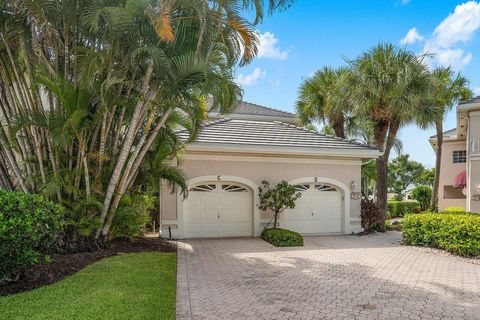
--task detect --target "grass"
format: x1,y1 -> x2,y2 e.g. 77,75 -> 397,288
0,252 -> 176,320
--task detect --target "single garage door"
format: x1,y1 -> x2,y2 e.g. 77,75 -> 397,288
281,183 -> 342,234
183,182 -> 253,238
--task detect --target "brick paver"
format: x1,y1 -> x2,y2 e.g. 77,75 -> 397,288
176,232 -> 480,320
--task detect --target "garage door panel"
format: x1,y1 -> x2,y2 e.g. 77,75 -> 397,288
184,182 -> 253,238
282,183 -> 342,234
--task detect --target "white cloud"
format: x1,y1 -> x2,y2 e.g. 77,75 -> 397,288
235,68 -> 266,86
257,32 -> 288,60
401,0 -> 411,5
474,86 -> 480,95
422,1 -> 480,71
400,28 -> 424,45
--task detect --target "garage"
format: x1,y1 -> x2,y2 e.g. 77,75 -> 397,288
183,182 -> 253,238
281,183 -> 342,234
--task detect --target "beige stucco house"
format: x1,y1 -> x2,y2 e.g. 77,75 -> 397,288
160,102 -> 380,238
429,96 -> 480,212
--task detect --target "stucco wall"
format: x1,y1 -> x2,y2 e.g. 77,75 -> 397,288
438,140 -> 467,211
468,112 -> 480,213
161,154 -> 363,237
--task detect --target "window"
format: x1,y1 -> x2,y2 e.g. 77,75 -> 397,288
453,150 -> 466,164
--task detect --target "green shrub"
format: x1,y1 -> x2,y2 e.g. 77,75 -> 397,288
403,213 -> 480,256
261,228 -> 303,247
0,190 -> 64,282
443,207 -> 467,214
411,186 -> 432,211
109,194 -> 155,240
387,200 -> 421,218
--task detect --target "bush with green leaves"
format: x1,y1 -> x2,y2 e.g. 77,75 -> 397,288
443,207 -> 467,214
109,194 -> 155,240
258,180 -> 301,229
261,228 -> 303,247
387,200 -> 421,218
0,190 -> 64,282
385,220 -> 402,231
411,185 -> 432,211
403,213 -> 480,256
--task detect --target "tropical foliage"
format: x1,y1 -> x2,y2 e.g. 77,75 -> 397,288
387,154 -> 424,201
426,67 -> 472,211
411,185 -> 432,211
297,43 -> 446,230
0,0 -> 291,240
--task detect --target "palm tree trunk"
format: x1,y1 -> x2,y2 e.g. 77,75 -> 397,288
373,118 -> 389,232
332,115 -> 345,139
95,60 -> 155,239
430,118 -> 443,212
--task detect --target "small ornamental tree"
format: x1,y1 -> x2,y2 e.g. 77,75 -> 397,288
258,180 -> 301,229
411,185 -> 432,211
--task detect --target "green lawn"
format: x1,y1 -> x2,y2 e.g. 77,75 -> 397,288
0,252 -> 176,320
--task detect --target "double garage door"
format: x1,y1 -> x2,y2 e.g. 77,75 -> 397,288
183,181 -> 342,238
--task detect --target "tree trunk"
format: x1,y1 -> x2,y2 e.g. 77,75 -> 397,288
273,211 -> 278,229
373,115 -> 389,232
430,118 -> 443,212
332,115 -> 345,139
95,60 -> 154,239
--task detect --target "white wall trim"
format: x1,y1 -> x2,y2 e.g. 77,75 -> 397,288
288,177 -> 352,234
177,175 -> 261,238
183,153 -> 362,165
186,143 -> 381,159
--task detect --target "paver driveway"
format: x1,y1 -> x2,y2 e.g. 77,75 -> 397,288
176,232 -> 480,320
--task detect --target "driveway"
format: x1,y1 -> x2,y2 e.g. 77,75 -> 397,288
176,232 -> 480,320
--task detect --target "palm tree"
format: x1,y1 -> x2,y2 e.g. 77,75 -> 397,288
0,0 -> 294,240
296,67 -> 351,138
345,43 -> 433,231
426,67 -> 472,211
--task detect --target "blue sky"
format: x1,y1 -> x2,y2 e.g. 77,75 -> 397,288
236,0 -> 480,167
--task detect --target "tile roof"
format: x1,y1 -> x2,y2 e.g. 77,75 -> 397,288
179,119 -> 378,153
208,100 -> 295,119
430,128 -> 457,139
459,96 -> 480,105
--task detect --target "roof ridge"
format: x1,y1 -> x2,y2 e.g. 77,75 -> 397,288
274,121 -> 377,149
241,100 -> 295,117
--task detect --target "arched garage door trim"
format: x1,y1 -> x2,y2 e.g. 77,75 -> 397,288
177,175 -> 260,238
288,177 -> 350,234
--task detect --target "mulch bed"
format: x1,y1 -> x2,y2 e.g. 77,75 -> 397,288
0,237 -> 176,297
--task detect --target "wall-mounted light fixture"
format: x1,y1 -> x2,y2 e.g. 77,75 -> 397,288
217,175 -> 221,181
351,181 -> 357,192
314,177 -> 318,183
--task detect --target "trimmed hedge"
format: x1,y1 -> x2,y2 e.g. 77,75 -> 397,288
261,228 -> 303,247
403,213 -> 480,256
387,200 -> 421,219
0,190 -> 64,282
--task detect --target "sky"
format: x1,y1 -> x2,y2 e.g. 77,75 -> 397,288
235,0 -> 480,168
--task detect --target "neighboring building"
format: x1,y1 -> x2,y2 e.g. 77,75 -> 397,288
159,101 -> 380,238
429,96 -> 480,212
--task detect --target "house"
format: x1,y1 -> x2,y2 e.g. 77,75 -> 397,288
429,96 -> 480,212
159,101 -> 380,238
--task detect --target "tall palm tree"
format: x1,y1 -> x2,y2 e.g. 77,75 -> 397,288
296,67 -> 352,138
426,67 -> 472,211
0,0 -> 295,240
345,43 -> 433,231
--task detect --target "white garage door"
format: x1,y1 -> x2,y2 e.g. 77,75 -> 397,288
281,183 -> 342,234
183,182 -> 253,238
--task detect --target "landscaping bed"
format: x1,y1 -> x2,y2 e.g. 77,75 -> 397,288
261,228 -> 304,247
0,237 -> 175,296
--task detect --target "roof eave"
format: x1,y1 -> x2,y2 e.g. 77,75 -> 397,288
185,142 -> 382,159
